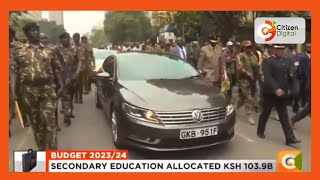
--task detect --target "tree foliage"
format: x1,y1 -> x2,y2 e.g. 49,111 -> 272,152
104,11 -> 153,44
89,29 -> 109,47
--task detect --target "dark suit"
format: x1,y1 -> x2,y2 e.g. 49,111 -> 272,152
257,55 -> 297,141
292,52 -> 311,123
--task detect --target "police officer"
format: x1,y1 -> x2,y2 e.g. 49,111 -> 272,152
222,41 -> 238,100
11,22 -> 64,150
257,44 -> 301,146
236,40 -> 257,125
55,32 -> 81,126
197,34 -> 225,88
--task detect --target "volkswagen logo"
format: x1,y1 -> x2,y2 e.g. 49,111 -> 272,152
192,110 -> 203,121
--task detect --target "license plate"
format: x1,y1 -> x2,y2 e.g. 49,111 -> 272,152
180,126 -> 218,139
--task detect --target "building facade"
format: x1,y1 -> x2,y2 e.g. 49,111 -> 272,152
49,11 -> 64,26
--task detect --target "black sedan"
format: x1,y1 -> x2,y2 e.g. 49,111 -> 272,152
93,51 -> 236,151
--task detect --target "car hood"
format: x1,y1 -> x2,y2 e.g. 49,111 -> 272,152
118,78 -> 226,111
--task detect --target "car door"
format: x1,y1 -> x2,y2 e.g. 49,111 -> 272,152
101,56 -> 117,118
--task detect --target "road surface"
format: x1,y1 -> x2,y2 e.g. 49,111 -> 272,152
9,86 -> 311,171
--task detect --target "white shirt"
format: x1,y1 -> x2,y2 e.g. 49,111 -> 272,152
177,46 -> 187,59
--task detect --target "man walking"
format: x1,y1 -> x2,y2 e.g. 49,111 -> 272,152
170,37 -> 187,61
257,44 -> 301,146
73,33 -> 86,104
55,32 -> 81,127
11,22 -> 64,150
236,40 -> 257,125
197,34 -> 225,88
81,36 -> 95,94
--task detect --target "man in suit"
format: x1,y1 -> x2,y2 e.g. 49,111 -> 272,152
292,43 -> 311,125
170,37 -> 188,61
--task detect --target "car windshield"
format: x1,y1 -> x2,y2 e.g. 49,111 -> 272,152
118,53 -> 200,80
94,49 -> 117,71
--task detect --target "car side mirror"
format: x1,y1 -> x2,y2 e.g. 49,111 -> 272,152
97,72 -> 112,80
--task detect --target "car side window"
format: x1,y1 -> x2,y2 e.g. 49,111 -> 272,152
103,56 -> 116,78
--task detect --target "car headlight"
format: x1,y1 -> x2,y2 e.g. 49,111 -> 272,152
122,103 -> 160,124
226,104 -> 234,116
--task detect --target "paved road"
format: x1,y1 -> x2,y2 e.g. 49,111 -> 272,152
9,86 -> 311,172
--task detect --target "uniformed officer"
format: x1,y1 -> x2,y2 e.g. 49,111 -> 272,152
222,41 -> 238,100
55,32 -> 81,126
11,22 -> 64,150
73,33 -> 85,104
257,44 -> 301,146
40,32 -> 61,131
236,40 -> 257,125
197,34 -> 225,88
80,36 -> 95,94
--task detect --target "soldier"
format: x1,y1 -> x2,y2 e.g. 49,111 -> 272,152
197,34 -> 225,88
40,32 -> 61,131
11,22 -> 64,150
55,32 -> 81,126
80,36 -> 95,94
73,33 -> 85,104
222,41 -> 238,100
257,44 -> 301,146
236,40 -> 257,125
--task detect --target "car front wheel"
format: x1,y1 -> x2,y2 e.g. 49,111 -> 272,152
111,109 -> 125,148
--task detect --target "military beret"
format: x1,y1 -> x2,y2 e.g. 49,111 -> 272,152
59,32 -> 70,39
73,33 -> 80,37
81,36 -> 88,40
22,22 -> 39,35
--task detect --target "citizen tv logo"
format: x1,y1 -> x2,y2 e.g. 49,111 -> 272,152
255,17 -> 305,44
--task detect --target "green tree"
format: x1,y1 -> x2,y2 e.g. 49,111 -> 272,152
104,11 -> 153,44
89,29 -> 109,48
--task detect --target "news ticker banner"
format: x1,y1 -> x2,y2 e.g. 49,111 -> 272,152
13,150 -> 302,172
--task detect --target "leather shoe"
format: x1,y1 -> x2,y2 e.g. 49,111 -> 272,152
257,132 -> 266,139
286,138 -> 301,145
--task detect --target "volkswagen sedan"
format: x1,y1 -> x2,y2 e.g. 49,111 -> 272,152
94,51 -> 236,151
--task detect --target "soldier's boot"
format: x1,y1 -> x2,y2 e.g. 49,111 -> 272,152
78,99 -> 83,104
248,116 -> 255,125
64,116 -> 71,127
74,99 -> 79,104
70,109 -> 75,118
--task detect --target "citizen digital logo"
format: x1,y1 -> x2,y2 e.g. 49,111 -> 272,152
192,110 -> 203,121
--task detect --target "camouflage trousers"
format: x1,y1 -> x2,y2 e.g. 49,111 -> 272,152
61,84 -> 75,118
81,67 -> 92,93
20,84 -> 58,150
237,80 -> 254,115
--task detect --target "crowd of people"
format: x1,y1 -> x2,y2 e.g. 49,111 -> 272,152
9,21 -> 311,150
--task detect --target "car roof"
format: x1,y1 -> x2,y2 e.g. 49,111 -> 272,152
114,51 -> 182,60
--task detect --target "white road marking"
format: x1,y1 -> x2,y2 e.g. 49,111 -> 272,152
235,131 -> 255,142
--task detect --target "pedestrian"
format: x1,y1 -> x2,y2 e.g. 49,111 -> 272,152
81,36 -> 96,94
291,43 -> 311,126
222,41 -> 238,101
73,33 -> 85,104
55,32 -> 82,127
170,37 -> 187,61
197,34 -> 225,88
146,37 -> 163,53
257,44 -> 301,146
236,40 -> 257,125
11,22 -> 64,150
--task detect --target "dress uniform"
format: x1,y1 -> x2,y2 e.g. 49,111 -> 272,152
197,35 -> 225,87
257,44 -> 301,146
11,22 -> 63,150
236,40 -> 257,125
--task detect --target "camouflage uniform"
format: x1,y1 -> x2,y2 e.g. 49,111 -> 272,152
55,44 -> 79,122
74,43 -> 86,102
237,51 -> 258,120
12,43 -> 62,150
81,44 -> 95,93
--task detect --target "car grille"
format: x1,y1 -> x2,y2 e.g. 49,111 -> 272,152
156,107 -> 226,126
